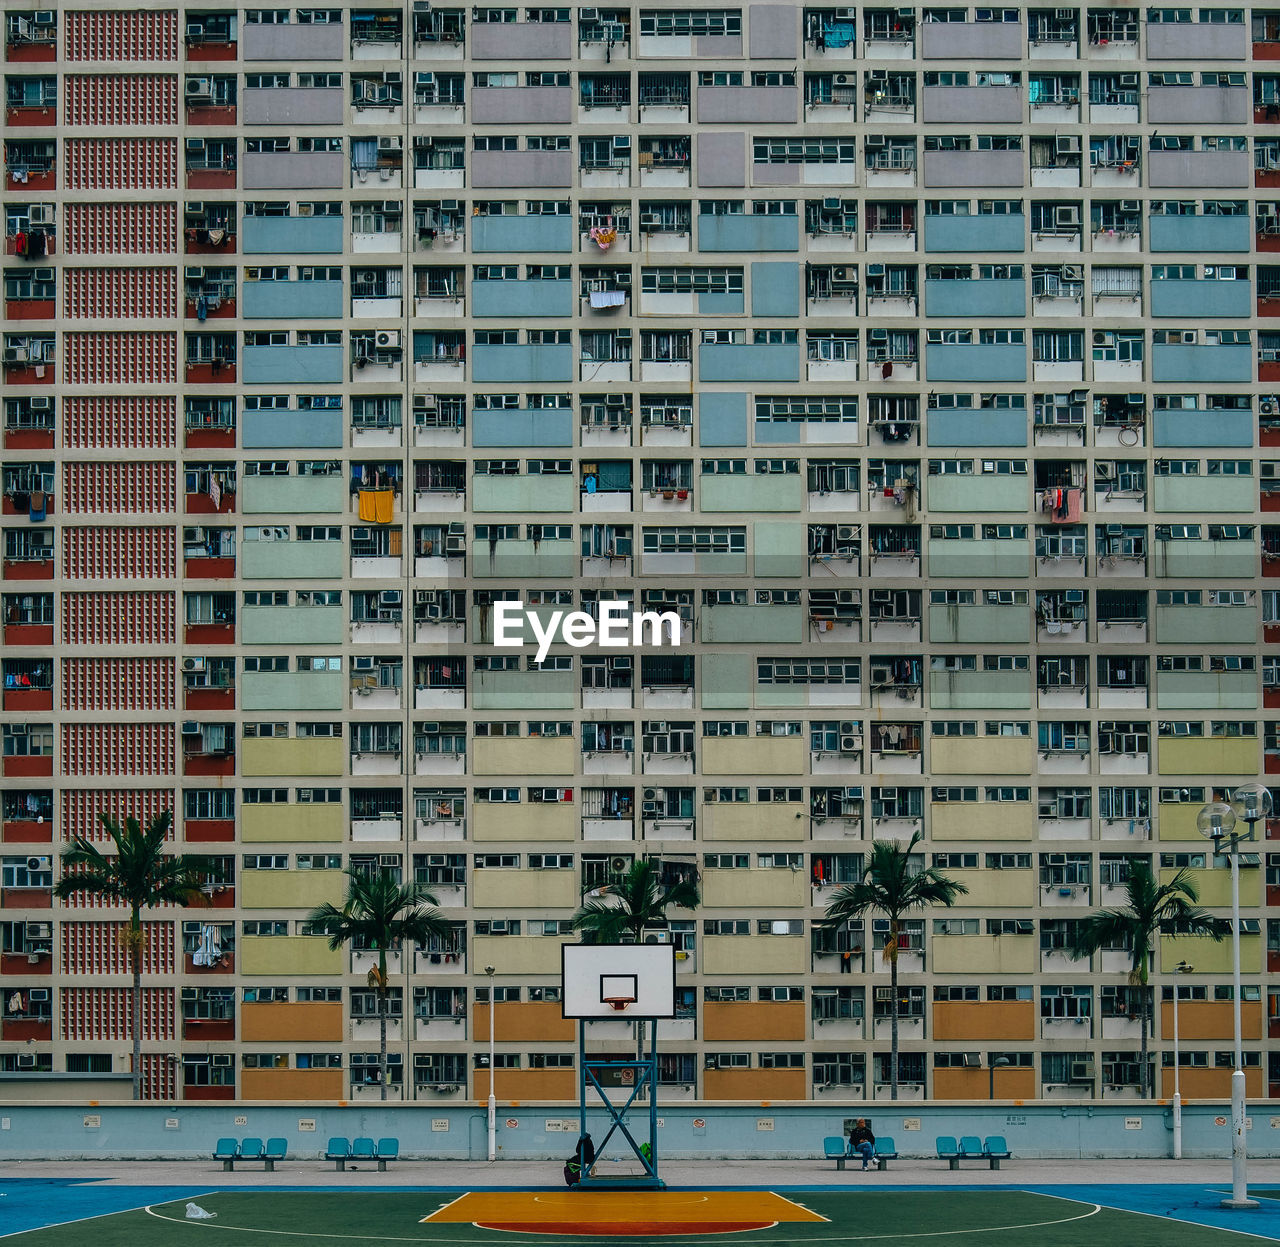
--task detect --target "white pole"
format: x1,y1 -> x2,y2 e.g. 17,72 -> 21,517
1225,853 -> 1255,1207
1172,982 -> 1181,1161
486,965 -> 497,1163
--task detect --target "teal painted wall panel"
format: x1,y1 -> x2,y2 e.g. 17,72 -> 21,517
926,475 -> 1027,511
472,279 -> 573,317
699,343 -> 800,382
241,476 -> 346,514
1148,215 -> 1252,253
242,542 -> 345,580
926,408 -> 1028,447
750,262 -> 801,317
1151,344 -> 1252,383
754,521 -> 805,578
472,540 -> 576,578
702,654 -> 752,708
924,279 -> 1025,318
700,475 -> 802,511
471,344 -> 573,383
1150,279 -> 1251,319
472,409 -> 574,446
925,344 -> 1026,382
473,670 -> 576,710
927,604 -> 1031,643
1152,476 -> 1254,512
697,214 -> 800,252
697,290 -> 747,315
1154,672 -> 1257,710
923,214 -> 1025,252
242,346 -> 343,384
926,539 -> 1031,578
471,215 -> 573,252
698,392 -> 749,446
242,215 -> 344,254
242,605 -> 344,645
700,604 -> 805,643
473,476 -> 577,512
242,280 -> 343,319
242,410 -> 343,449
1151,410 -> 1253,447
929,671 -> 1031,709
1155,605 -> 1257,644
242,672 -> 345,711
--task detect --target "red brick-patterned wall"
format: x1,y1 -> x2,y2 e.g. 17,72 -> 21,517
63,203 -> 178,257
61,987 -> 175,1041
63,75 -> 178,127
64,268 -> 177,320
62,527 -> 176,580
62,592 -> 176,647
60,921 -> 174,970
62,660 -> 176,713
63,332 -> 177,385
61,788 -> 175,845
64,10 -> 179,62
63,139 -> 177,190
61,723 -> 176,777
62,397 -> 176,450
62,462 -> 177,513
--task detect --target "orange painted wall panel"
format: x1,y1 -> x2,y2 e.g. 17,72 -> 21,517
703,1001 -> 806,1042
241,1002 -> 343,1043
1160,1000 -> 1262,1042
703,1068 -> 807,1100
1159,1067 -> 1265,1099
932,1000 -> 1036,1042
933,1066 -> 1036,1100
473,1069 -> 576,1101
474,1000 -> 575,1043
241,1068 -> 344,1102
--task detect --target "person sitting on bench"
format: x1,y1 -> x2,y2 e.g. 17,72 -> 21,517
847,1119 -> 875,1172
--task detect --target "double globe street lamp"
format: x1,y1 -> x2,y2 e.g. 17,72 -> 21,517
1196,782 -> 1271,1210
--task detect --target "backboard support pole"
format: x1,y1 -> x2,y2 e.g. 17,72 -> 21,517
575,1018 -> 663,1190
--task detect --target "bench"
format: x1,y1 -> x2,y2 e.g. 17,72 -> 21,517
213,1136 -> 287,1172
937,1134 -> 1011,1170
328,1136 -> 399,1172
873,1137 -> 898,1171
823,1136 -> 848,1171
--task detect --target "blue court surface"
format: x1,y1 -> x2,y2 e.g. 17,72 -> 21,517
2,1177 -> 1280,1244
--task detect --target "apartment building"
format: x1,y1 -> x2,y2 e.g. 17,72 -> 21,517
3,1 -> 1280,1105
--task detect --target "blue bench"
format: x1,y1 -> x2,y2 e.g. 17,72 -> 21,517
823,1136 -> 848,1170
213,1136 -> 287,1172
328,1136 -> 399,1172
937,1134 -> 1011,1170
873,1137 -> 898,1171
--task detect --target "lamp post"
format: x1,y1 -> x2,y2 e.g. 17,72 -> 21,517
988,1054 -> 1011,1101
1197,782 -> 1270,1210
485,964 -> 497,1163
1170,959 -> 1194,1160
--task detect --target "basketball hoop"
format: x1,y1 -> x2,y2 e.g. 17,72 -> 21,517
603,994 -> 636,1013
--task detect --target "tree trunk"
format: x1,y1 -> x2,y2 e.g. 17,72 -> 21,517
1140,982 -> 1150,1099
131,909 -> 142,1101
378,954 -> 388,1102
889,919 -> 900,1101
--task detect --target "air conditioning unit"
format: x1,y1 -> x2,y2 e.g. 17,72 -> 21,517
639,214 -> 663,230
17,1054 -> 35,1070
840,735 -> 860,752
1055,206 -> 1080,228
1095,462 -> 1114,481
352,526 -> 372,542
1055,135 -> 1081,154
184,267 -> 206,283
4,347 -> 29,364
380,590 -> 402,606
1056,7 -> 1075,17
376,330 -> 402,349
1119,73 -> 1138,87
186,22 -> 205,38
864,134 -> 886,148
183,656 -> 206,674
1119,200 -> 1140,213
28,396 -> 51,412
963,1053 -> 981,1067
445,535 -> 465,554
182,721 -> 201,736
1070,1061 -> 1094,1081
185,77 -> 214,101
28,205 -> 54,227
25,923 -> 51,940
837,525 -> 857,540
181,987 -> 199,1001
866,264 -> 886,278
26,856 -> 51,872
377,136 -> 402,152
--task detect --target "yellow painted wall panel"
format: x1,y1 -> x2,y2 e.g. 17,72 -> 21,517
472,869 -> 578,909
702,935 -> 806,975
241,1001 -> 343,1042
473,934 -> 570,975
930,737 -> 1035,776
1158,737 -> 1258,776
702,804 -> 807,841
242,871 -> 345,910
1158,867 -> 1261,909
241,804 -> 345,842
241,936 -> 343,976
242,738 -> 344,777
241,1068 -> 344,1101
948,869 -> 1036,908
930,803 -> 1033,841
473,804 -> 576,841
703,870 -> 806,908
473,737 -> 576,776
702,737 -> 806,775
1159,934 -> 1260,975
931,936 -> 1037,975
1156,803 -> 1207,841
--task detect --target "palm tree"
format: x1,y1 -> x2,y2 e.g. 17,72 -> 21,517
822,831 -> 967,1099
307,867 -> 453,1100
53,812 -> 211,1100
571,857 -> 700,944
1069,860 -> 1227,1098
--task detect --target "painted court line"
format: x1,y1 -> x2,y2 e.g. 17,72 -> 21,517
0,1191 -> 217,1241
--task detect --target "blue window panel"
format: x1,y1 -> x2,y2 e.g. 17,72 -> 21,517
241,215 -> 344,254
926,408 -> 1027,447
1148,215 -> 1251,254
471,280 -> 574,317
242,345 -> 343,385
925,344 -> 1026,383
924,279 -> 1025,318
923,214 -> 1025,253
242,280 -> 343,319
699,343 -> 801,383
1152,409 -> 1253,447
1150,280 -> 1252,320
471,344 -> 573,383
472,408 -> 573,447
750,261 -> 800,317
1151,344 -> 1252,384
242,410 -> 343,448
697,214 -> 799,252
698,392 -> 749,445
471,215 -> 573,253
697,291 -> 747,315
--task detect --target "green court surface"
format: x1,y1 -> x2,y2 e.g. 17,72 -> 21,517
6,1189 -> 1280,1247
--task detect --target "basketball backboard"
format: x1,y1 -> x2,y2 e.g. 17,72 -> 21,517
561,943 -> 676,1019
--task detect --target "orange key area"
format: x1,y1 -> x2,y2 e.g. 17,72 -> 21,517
423,1190 -> 828,1237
